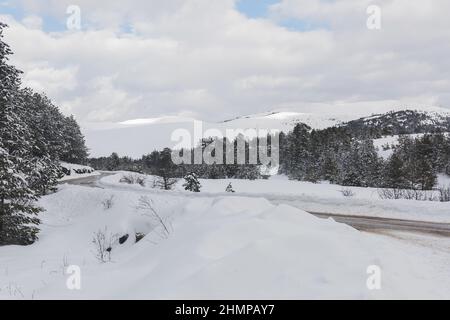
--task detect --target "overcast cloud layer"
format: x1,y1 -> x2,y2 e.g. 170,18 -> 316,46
1,0 -> 450,125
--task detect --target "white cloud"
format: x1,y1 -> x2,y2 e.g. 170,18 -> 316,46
21,15 -> 43,29
1,0 -> 449,126
22,65 -> 78,96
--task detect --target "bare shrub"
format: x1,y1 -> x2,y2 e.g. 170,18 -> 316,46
137,196 -> 171,239
101,195 -> 115,210
340,188 -> 355,197
377,188 -> 404,200
154,176 -> 178,190
120,173 -> 146,186
438,186 -> 450,202
403,189 -> 437,201
92,227 -> 118,263
378,188 -> 438,201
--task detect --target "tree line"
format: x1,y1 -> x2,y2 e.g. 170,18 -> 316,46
89,135 -> 265,181
279,123 -> 450,190
0,23 -> 88,245
91,122 -> 450,193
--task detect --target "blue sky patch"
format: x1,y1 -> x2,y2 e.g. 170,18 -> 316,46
235,0 -> 327,32
236,0 -> 280,19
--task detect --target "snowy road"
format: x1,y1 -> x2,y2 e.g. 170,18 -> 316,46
309,212 -> 450,236
59,172 -> 114,188
62,172 -> 450,237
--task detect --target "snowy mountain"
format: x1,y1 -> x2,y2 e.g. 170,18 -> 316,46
84,105 -> 450,158
221,111 -> 349,130
340,109 -> 450,137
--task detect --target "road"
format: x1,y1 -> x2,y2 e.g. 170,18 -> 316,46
61,173 -> 450,237
59,172 -> 114,188
309,212 -> 450,236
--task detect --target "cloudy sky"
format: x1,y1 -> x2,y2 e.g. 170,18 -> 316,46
1,0 -> 450,125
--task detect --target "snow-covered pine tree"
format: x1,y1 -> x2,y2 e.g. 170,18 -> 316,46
183,172 -> 201,192
320,151 -> 339,183
60,115 -> 89,164
26,156 -> 62,196
225,182 -> 235,193
0,23 -> 41,245
394,135 -> 437,190
414,135 -> 437,190
20,89 -> 63,195
0,146 -> 41,245
358,139 -> 383,187
284,123 -> 312,180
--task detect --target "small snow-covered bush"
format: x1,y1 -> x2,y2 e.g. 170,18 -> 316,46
135,232 -> 146,243
120,173 -> 146,186
73,168 -> 94,174
183,173 -> 201,192
340,188 -> 355,197
101,195 -> 115,210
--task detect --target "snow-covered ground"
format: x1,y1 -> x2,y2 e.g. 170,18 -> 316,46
100,173 -> 450,223
1,181 -> 449,299
374,133 -> 450,160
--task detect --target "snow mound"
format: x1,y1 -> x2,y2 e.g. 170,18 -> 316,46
1,185 -> 448,299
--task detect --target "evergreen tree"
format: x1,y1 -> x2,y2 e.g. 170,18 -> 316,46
0,147 -> 41,245
394,135 -> 437,190
414,135 -> 437,190
0,23 -> 89,245
321,152 -> 339,183
383,152 -> 406,188
0,23 -> 41,244
60,115 -> 89,164
183,172 -> 201,192
26,156 -> 62,196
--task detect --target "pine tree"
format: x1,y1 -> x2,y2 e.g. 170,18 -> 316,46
285,123 -> 312,180
183,173 -> 201,192
395,135 -> 437,190
26,156 -> 62,196
414,135 -> 437,190
0,147 -> 41,245
60,115 -> 89,164
321,152 -> 339,183
384,152 -> 406,188
0,23 -> 41,245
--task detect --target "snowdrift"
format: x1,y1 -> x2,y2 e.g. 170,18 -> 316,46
0,184 -> 448,299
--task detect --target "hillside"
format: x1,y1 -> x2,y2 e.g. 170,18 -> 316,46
340,109 -> 450,138
84,106 -> 450,157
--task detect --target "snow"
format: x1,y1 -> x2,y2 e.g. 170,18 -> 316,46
374,133 -> 450,160
437,174 -> 450,187
100,173 -> 450,223
373,135 -> 400,160
1,182 -> 449,299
